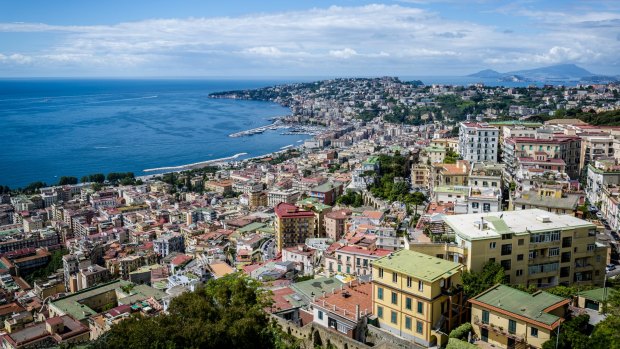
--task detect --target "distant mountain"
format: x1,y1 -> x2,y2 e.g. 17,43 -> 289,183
468,69 -> 503,78
467,64 -> 610,82
508,64 -> 592,80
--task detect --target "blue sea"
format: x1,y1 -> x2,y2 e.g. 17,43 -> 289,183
0,79 -> 309,188
0,77 -> 576,188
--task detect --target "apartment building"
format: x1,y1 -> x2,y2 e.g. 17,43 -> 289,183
502,135 -> 581,179
470,284 -> 569,349
274,203 -> 315,252
430,161 -> 470,191
579,133 -> 616,172
458,122 -> 499,163
586,159 -> 620,205
442,209 -> 607,288
411,164 -> 431,190
372,250 -> 466,347
324,209 -> 352,241
267,188 -> 300,207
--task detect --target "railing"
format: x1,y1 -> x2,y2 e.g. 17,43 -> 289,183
473,316 -> 526,343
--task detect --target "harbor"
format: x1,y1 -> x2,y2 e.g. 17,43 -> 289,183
229,122 -> 327,138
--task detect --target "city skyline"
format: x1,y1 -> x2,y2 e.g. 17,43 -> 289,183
1,0 -> 620,77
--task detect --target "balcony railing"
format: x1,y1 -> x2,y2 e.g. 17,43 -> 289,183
473,316 -> 526,343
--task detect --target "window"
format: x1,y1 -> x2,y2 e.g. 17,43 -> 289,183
549,247 -> 560,257
509,319 -> 516,334
405,316 -> 412,330
489,242 -> 496,249
377,287 -> 383,300
405,297 -> 412,310
472,202 -> 479,209
531,327 -> 538,337
587,244 -> 595,252
392,272 -> 398,283
417,301 -> 424,314
531,231 -> 561,243
516,269 -> 523,277
377,306 -> 383,318
379,268 -> 384,278
406,276 -> 412,288
483,203 -> 491,212
501,259 -> 512,271
562,237 -> 572,248
501,244 -> 512,256
517,254 -> 524,261
391,292 -> 398,305
391,311 -> 397,324
418,280 -> 424,292
356,257 -> 361,266
518,239 -> 524,246
318,311 -> 323,320
482,310 -> 489,324
416,321 -> 423,334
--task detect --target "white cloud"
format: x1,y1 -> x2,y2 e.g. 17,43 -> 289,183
329,48 -> 358,59
0,3 -> 618,75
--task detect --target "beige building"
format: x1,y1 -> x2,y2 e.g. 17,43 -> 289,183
411,164 -> 431,190
470,284 -> 569,349
372,250 -> 467,347
324,209 -> 352,240
438,209 -> 607,288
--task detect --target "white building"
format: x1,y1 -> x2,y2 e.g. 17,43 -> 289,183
458,122 -> 499,163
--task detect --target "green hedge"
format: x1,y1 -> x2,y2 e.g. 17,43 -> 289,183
446,338 -> 478,349
449,322 -> 473,340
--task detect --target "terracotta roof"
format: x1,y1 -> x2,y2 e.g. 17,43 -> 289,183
275,202 -> 314,219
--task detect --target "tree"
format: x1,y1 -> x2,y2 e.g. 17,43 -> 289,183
461,261 -> 506,298
58,176 -> 78,186
542,314 -> 590,349
589,315 -> 620,349
91,273 -> 297,349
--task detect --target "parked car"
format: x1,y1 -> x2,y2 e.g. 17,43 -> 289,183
589,206 -> 599,212
596,212 -> 604,219
606,264 -> 616,272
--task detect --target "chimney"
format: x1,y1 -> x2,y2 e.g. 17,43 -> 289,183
356,304 -> 360,321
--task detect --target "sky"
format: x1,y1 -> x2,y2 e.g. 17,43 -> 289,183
0,0 -> 619,77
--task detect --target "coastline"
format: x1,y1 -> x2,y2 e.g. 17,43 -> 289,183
143,152 -> 249,172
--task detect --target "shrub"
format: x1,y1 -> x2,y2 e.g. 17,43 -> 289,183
449,322 -> 473,340
446,338 -> 477,349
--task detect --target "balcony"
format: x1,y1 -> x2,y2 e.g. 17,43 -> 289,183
473,316 -> 526,343
441,284 -> 464,297
530,255 -> 560,264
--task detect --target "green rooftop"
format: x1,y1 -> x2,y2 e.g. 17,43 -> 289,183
434,186 -> 469,194
364,156 -> 379,165
578,288 -> 616,303
472,284 -> 567,326
311,182 -> 339,193
237,222 -> 267,234
373,250 -> 462,283
485,216 -> 510,234
50,280 -> 130,321
297,197 -> 332,212
425,145 -> 446,153
290,276 -> 344,299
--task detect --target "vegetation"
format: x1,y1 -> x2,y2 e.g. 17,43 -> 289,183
542,314 -> 591,349
336,190 -> 363,207
444,148 -> 459,164
449,322 -> 473,340
58,176 -> 78,186
107,172 -> 135,182
90,274 -> 298,349
25,248 -> 68,284
435,95 -> 475,121
461,261 -> 506,298
530,108 -> 620,126
446,338 -> 477,349
81,173 -> 106,183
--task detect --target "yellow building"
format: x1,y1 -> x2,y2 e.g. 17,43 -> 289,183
440,209 -> 607,288
431,160 -> 470,189
469,284 -> 569,349
371,250 -> 466,347
274,202 -> 316,252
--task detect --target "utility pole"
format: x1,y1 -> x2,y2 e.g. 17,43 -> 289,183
555,321 -> 561,349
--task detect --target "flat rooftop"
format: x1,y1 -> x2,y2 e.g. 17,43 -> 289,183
444,209 -> 595,240
470,284 -> 568,327
373,249 -> 462,283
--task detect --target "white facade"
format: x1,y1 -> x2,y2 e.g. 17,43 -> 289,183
458,122 -> 499,163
